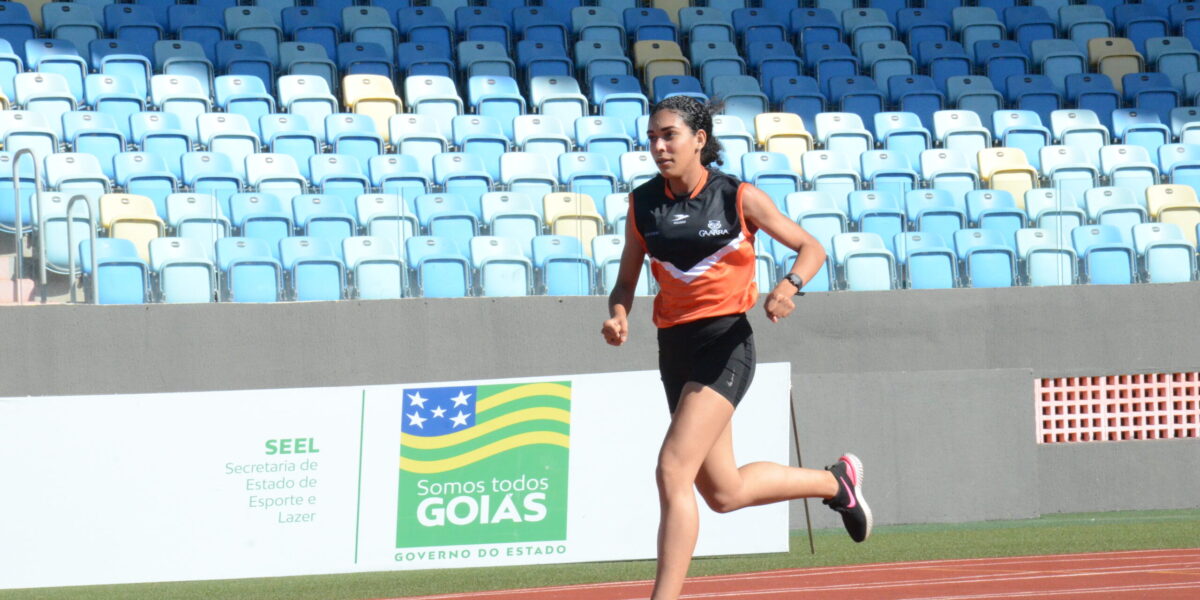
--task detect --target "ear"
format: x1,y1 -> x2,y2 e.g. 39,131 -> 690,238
694,127 -> 707,153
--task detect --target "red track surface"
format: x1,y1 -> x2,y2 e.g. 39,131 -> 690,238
388,548 -> 1200,600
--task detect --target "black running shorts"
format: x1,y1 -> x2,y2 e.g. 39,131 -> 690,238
656,313 -> 756,413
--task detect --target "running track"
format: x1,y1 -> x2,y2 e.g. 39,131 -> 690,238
387,548 -> 1200,600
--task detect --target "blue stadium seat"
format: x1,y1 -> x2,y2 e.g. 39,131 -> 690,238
113,152 -> 176,217
800,151 -> 861,211
1114,4 -> 1169,55
223,6 -> 282,70
0,3 -> 36,63
397,7 -> 455,50
1059,5 -> 1114,53
532,234 -> 595,296
1006,75 -> 1060,126
831,232 -> 896,291
953,7 -> 1005,62
681,7 -> 735,44
906,189 -> 966,242
395,41 -> 454,80
148,237 -> 216,303
993,110 -> 1051,171
1071,224 -> 1136,284
920,148 -> 979,207
953,228 -> 1016,287
1100,144 -> 1160,201
404,235 -> 471,297
77,237 -> 150,304
500,151 -> 558,200
343,235 -> 406,299
282,6 -> 338,60
278,236 -> 345,301
771,76 -> 825,126
452,115 -> 509,182
894,231 -> 957,289
516,6 -> 571,49
898,8 -> 950,49
1085,186 -> 1147,240
1016,227 -> 1077,285
624,7 -> 678,43
1004,6 -> 1055,56
1066,74 -> 1120,132
517,39 -> 574,86
789,8 -> 841,47
405,75 -> 465,139
1132,222 -> 1195,283
590,74 -> 648,140
915,40 -> 971,92
1112,109 -> 1170,164
804,41 -> 859,96
887,75 -> 943,132
470,235 -> 534,297
432,153 -> 493,216
875,111 -> 932,164
741,151 -> 801,210
43,3 -> 104,56
828,77 -> 886,137
214,237 -> 283,302
1122,72 -> 1178,126
24,39 -> 86,103
848,190 -> 905,255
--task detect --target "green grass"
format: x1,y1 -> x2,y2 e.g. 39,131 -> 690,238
8,509 -> 1198,600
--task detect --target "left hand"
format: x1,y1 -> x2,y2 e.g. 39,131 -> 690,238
763,284 -> 796,323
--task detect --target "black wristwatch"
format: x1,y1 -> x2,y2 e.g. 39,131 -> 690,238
781,273 -> 805,296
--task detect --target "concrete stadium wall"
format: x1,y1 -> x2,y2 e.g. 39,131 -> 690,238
2,283 -> 1199,530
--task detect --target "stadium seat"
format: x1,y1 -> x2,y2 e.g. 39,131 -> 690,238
1071,224 -> 1136,284
894,231 -> 958,289
831,232 -> 896,291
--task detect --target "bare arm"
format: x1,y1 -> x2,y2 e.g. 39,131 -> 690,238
601,216 -> 647,346
740,185 -> 827,322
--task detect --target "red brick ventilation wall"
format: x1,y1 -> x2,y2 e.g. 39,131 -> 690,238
1036,373 -> 1200,443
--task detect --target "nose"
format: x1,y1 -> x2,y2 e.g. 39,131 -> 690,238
650,136 -> 667,155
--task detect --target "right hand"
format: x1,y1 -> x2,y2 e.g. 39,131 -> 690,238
601,315 -> 629,346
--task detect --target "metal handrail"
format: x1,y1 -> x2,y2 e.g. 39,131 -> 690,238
65,195 -> 97,304
11,148 -> 40,305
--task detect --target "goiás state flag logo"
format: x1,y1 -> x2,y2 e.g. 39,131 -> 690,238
396,382 -> 571,548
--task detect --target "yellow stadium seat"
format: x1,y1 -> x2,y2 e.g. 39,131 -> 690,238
632,40 -> 690,88
651,0 -> 688,25
1146,184 -> 1200,245
342,75 -> 404,139
754,112 -> 813,173
1087,38 -> 1144,94
99,194 -> 164,262
978,147 -> 1040,205
543,192 -> 606,255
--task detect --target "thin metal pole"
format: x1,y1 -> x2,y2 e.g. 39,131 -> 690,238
790,388 -> 816,555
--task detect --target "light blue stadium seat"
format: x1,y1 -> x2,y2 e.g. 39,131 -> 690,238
244,152 -> 306,205
1071,224 -> 1136,284
1100,144 -> 1160,201
113,152 -> 176,217
741,152 -> 801,210
259,113 -> 321,181
1084,186 -> 1147,240
1112,109 -> 1170,166
467,75 -> 525,141
590,74 -> 648,140
451,115 -> 509,182
354,193 -> 418,250
1038,145 -> 1100,210
277,75 -> 339,135
149,74 -> 210,141
831,232 -> 896,291
405,235 -> 472,298
128,111 -> 189,180
712,114 -> 753,177
1031,39 -> 1086,96
1016,227 -> 1077,285
933,109 -> 992,162
198,113 -> 261,174
878,110 -> 931,157
993,110 -> 1051,171
83,73 -> 142,140
164,193 -> 229,246
894,231 -> 958,289
906,189 -> 966,241
343,235 -> 406,299
952,7 -> 1005,62
861,151 -> 918,200
1132,222 -> 1195,283
801,151 -> 861,211
324,113 -> 385,168
1026,187 -> 1086,238
388,113 -> 450,181
45,153 -> 108,202
215,237 -> 283,302
966,189 -> 1026,239
309,154 -> 371,207
500,151 -> 558,201
620,152 -> 657,191
481,191 -> 542,249
415,192 -> 480,251
953,228 -> 1016,287
532,234 -> 596,296
513,114 -> 572,166
14,72 -> 75,140
153,40 -> 213,100
1059,5 -> 1113,53
214,76 -> 275,138
1160,144 -> 1200,192
575,116 -> 635,175
470,235 -> 534,297
592,233 -> 652,296
920,148 -> 979,208
278,236 -> 345,301
43,3 -> 104,55
574,39 -> 634,83
558,152 -> 618,210
368,156 -> 430,203
77,237 -> 150,304
1146,37 -> 1200,94
229,197 -> 292,252
681,7 -> 735,43
34,192 -> 98,275
405,75 -> 465,139
813,112 -> 874,157
1169,108 -> 1200,145
433,153 -> 493,215
148,237 -> 216,303
848,191 -> 905,255
291,194 -> 356,247
62,111 -> 123,180
24,39 -> 86,103
529,76 -> 589,134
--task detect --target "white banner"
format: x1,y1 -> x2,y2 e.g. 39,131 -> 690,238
0,364 -> 790,589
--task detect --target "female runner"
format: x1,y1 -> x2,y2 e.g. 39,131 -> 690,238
600,96 -> 872,600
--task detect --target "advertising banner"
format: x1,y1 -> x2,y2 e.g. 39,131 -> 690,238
0,364 -> 790,589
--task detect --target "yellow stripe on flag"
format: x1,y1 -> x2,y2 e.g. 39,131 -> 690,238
400,431 -> 570,474
400,407 -> 570,450
476,382 -> 571,414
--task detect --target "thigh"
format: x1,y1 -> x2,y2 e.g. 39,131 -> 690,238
658,382 -> 736,477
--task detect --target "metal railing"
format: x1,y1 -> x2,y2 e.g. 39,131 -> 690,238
66,195 -> 97,304
11,148 -> 41,305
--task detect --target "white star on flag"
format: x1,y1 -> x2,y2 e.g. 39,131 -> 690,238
450,410 -> 471,428
430,406 -> 446,418
451,391 -> 472,407
407,392 -> 428,408
407,411 -> 427,429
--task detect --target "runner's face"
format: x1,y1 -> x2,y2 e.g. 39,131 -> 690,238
647,110 -> 706,180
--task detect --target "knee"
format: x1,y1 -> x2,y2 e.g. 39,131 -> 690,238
655,453 -> 696,494
699,487 -> 743,514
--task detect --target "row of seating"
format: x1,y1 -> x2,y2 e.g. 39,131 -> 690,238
76,231 -> 647,303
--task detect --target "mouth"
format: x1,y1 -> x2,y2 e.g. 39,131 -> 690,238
655,158 -> 673,168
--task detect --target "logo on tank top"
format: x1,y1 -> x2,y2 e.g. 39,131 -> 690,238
698,219 -> 730,238
671,214 -> 689,225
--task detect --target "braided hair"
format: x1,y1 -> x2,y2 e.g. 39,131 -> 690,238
649,95 -> 725,168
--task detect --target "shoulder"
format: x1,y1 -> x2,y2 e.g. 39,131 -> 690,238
706,168 -> 742,193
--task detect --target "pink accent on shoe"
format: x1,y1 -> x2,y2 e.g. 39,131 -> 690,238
838,475 -> 856,508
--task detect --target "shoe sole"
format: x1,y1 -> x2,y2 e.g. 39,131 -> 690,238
843,453 -> 873,542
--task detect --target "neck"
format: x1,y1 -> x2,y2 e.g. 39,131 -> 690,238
667,165 -> 706,198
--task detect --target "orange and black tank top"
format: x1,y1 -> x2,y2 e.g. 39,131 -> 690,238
629,168 -> 759,328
